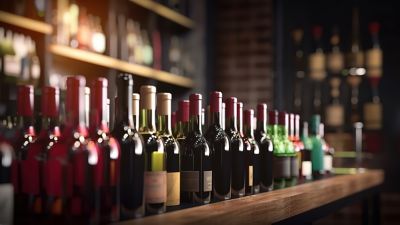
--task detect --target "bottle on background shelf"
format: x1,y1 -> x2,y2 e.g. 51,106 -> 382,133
181,94 -> 212,204
225,97 -> 245,198
243,108 -> 261,195
291,28 -> 306,115
267,110 -> 285,189
139,85 -> 166,214
205,91 -> 231,201
156,93 -> 180,207
113,74 -> 145,219
288,114 -> 300,181
89,78 -> 121,223
254,104 -> 273,192
309,115 -> 325,179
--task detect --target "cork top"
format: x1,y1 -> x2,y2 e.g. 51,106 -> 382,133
157,92 -> 171,115
140,85 -> 156,110
132,93 -> 140,100
140,85 -> 156,94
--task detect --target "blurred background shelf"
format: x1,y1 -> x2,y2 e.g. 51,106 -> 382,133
0,10 -> 52,34
49,44 -> 195,88
129,0 -> 194,29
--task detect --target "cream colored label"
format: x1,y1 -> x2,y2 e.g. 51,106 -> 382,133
203,171 -> 212,192
328,51 -> 344,73
309,52 -> 326,81
325,104 -> 344,127
144,171 -> 167,204
324,155 -> 333,172
167,172 -> 180,206
181,171 -> 199,192
366,48 -> 382,68
302,161 -> 312,177
364,102 -> 382,130
248,166 -> 253,186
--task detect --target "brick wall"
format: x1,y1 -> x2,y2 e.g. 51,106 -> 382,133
214,0 -> 274,110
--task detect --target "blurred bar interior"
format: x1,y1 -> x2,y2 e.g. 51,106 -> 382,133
0,0 -> 399,224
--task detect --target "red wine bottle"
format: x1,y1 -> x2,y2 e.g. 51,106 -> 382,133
205,91 -> 231,200
139,85 -> 166,214
90,78 -> 121,223
112,74 -> 145,219
181,94 -> 212,204
243,109 -> 261,195
12,85 -> 37,220
156,93 -> 180,207
176,100 -> 189,202
254,103 -> 273,191
237,102 -> 252,195
63,76 -> 99,223
225,97 -> 245,198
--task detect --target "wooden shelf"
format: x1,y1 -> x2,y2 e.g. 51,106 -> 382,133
130,0 -> 194,29
0,10 -> 53,34
49,44 -> 194,88
116,169 -> 384,225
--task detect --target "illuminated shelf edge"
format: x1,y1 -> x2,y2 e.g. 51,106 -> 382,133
130,0 -> 194,29
0,11 -> 53,34
49,44 -> 194,88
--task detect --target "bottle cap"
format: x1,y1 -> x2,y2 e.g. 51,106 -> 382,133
157,93 -> 172,115
278,111 -> 288,126
91,77 -> 108,122
369,22 -> 380,34
189,93 -> 202,116
140,85 -> 156,110
210,91 -> 222,113
132,93 -> 140,115
42,86 -> 59,117
310,114 -> 321,133
244,109 -> 254,126
257,103 -> 267,121
66,76 -> 86,124
312,25 -> 323,39
178,100 -> 189,122
225,97 -> 237,118
268,110 -> 278,125
17,85 -> 34,117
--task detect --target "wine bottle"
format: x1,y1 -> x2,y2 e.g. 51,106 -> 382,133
309,26 -> 326,115
300,122 -> 312,180
139,85 -> 166,214
243,108 -> 261,195
171,111 -> 177,137
112,74 -> 145,219
309,115 -> 324,178
225,97 -> 245,198
12,85 -> 37,219
319,123 -> 333,174
288,114 -> 299,181
237,102 -> 251,195
181,94 -> 212,204
63,76 -> 99,223
205,91 -> 231,200
176,100 -> 189,202
90,78 -> 121,222
156,93 -> 180,207
254,104 -> 273,191
276,112 -> 294,188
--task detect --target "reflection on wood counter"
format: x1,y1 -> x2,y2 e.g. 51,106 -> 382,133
116,169 -> 383,225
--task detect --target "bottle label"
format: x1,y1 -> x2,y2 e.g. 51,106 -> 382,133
181,171 -> 199,192
309,52 -> 326,81
366,48 -> 382,69
302,161 -> 312,177
0,184 -> 13,225
363,102 -> 382,129
203,171 -> 212,192
324,155 -> 333,172
327,51 -> 344,73
167,172 -> 180,206
248,166 -> 253,186
144,171 -> 167,204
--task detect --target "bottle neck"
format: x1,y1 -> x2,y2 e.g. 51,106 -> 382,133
189,114 -> 202,134
244,123 -> 254,139
226,115 -> 237,132
140,109 -> 156,133
176,120 -> 189,137
257,119 -> 267,133
210,112 -> 222,128
115,88 -> 134,128
238,111 -> 243,136
157,114 -> 172,135
41,116 -> 59,131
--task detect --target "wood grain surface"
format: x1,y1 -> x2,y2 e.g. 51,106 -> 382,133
116,169 -> 384,225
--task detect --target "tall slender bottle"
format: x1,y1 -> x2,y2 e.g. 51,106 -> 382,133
254,104 -> 273,191
243,109 -> 260,195
156,93 -> 180,207
276,112 -> 294,188
225,97 -> 245,197
132,93 -> 140,131
181,94 -> 212,204
309,115 -> 324,178
292,28 -> 306,115
300,122 -> 312,180
176,100 -> 189,202
237,102 -> 252,195
139,85 -> 166,214
63,76 -> 99,223
12,85 -> 37,219
113,74 -> 145,219
205,91 -> 231,200
90,78 -> 121,222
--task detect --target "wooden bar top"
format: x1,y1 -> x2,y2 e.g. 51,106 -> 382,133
117,169 -> 384,225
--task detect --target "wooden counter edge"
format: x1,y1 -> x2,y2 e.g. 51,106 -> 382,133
116,169 -> 384,225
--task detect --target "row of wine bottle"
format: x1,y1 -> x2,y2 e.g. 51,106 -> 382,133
0,73 -> 331,224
